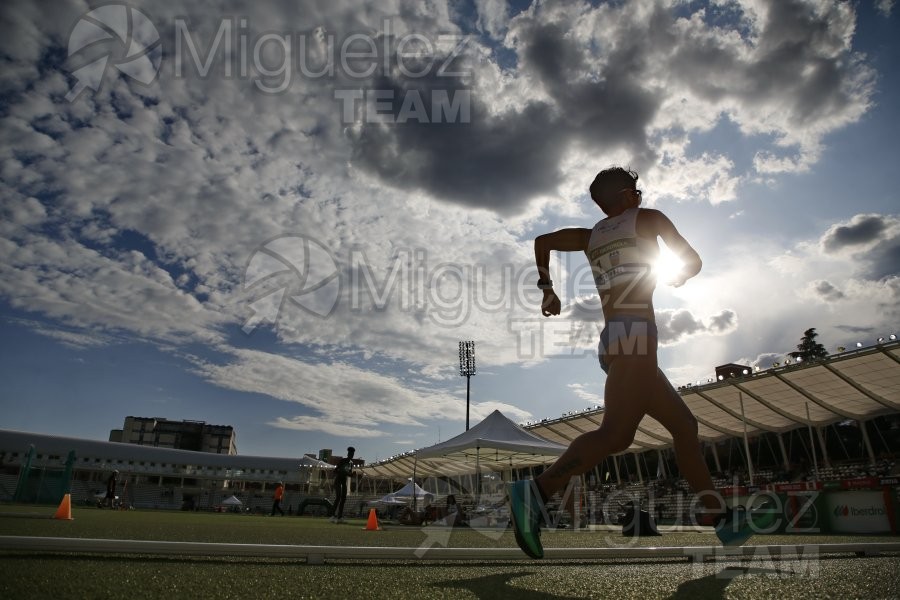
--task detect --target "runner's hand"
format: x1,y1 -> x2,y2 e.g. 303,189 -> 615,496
541,289 -> 561,316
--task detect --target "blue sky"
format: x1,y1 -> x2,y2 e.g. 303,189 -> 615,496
1,0 -> 898,462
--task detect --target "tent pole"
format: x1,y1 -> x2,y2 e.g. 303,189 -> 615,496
806,403 -> 819,483
710,442 -> 722,474
613,455 -> 621,486
634,452 -> 643,484
412,453 -> 418,513
777,433 -> 790,473
860,420 -> 877,466
815,426 -> 831,469
475,447 -> 480,508
739,392 -> 754,486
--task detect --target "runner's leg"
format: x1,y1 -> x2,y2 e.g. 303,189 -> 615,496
536,350 -> 656,498
645,369 -> 722,513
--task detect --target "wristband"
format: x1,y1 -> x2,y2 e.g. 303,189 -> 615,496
537,280 -> 553,290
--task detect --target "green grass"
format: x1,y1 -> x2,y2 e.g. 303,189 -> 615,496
1,506 -> 899,599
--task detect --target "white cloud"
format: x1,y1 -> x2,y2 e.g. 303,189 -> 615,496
474,0 -> 510,39
875,0 -> 895,18
7,317 -> 120,350
567,382 -> 604,407
189,346 -> 532,435
269,416 -> 387,438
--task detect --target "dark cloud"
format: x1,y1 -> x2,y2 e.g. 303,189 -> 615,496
865,239 -> 900,280
812,279 -> 845,301
656,308 -> 706,344
822,214 -> 888,252
835,324 -> 874,334
520,22 -> 585,88
876,277 -> 900,321
655,308 -> 737,345
351,20 -> 658,214
670,0 -> 867,127
708,309 -> 737,332
347,72 -> 570,215
818,213 -> 900,281
347,8 -> 662,214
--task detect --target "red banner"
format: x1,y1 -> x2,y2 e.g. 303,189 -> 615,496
768,482 -> 823,492
841,477 -> 880,490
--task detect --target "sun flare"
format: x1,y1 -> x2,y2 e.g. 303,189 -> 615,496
653,244 -> 685,285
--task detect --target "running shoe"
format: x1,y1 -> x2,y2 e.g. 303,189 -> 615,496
507,480 -> 544,559
715,502 -> 777,546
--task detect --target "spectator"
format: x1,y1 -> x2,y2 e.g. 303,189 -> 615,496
446,494 -> 466,526
105,470 -> 118,509
271,481 -> 285,516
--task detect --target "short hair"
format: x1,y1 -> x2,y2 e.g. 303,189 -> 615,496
589,167 -> 639,210
347,446 -> 355,454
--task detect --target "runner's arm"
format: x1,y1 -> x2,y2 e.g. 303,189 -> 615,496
647,210 -> 702,287
534,228 -> 591,316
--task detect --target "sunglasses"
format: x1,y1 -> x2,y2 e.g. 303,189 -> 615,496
607,187 -> 642,202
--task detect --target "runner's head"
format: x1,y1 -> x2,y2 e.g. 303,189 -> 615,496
347,446 -> 355,457
590,167 -> 641,214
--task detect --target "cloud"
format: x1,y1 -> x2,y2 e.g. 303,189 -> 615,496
469,400 -> 532,423
809,279 -> 845,302
656,307 -> 738,345
473,0 -> 510,39
708,309 -> 737,333
834,324 -> 874,334
821,214 -> 890,252
190,347 -> 532,436
875,0 -> 895,18
818,213 -> 900,280
191,347 -> 462,429
269,416 -> 387,438
6,317 -> 120,349
567,383 -> 603,407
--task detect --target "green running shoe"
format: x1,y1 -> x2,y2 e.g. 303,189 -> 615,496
508,480 -> 544,559
715,502 -> 777,546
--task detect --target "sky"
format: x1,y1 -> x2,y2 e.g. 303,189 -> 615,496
1,0 -> 898,463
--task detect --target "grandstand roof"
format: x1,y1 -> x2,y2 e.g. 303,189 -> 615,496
526,341 -> 900,453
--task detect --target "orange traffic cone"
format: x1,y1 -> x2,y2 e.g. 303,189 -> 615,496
364,508 -> 381,531
53,493 -> 73,520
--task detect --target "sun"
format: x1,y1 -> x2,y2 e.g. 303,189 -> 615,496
652,244 -> 685,285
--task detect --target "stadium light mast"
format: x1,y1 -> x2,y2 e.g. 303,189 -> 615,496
459,341 -> 476,431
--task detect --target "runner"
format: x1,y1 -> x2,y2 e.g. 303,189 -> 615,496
508,167 -> 771,558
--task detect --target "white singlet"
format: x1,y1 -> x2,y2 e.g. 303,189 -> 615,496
586,207 -> 658,293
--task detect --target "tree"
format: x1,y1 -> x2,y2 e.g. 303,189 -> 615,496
792,328 -> 829,361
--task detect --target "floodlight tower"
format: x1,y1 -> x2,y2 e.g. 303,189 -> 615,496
459,341 -> 476,431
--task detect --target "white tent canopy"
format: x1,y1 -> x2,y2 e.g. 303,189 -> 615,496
220,495 -> 242,506
361,410 -> 567,478
379,480 -> 434,504
369,495 -> 407,506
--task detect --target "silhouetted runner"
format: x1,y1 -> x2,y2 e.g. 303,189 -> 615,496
508,167 -> 773,558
